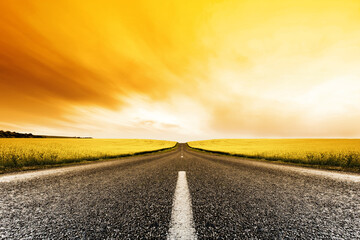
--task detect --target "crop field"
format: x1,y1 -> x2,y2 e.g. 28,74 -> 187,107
188,139 -> 360,170
0,139 -> 176,170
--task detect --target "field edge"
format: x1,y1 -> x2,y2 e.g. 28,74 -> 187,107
0,142 -> 178,174
186,143 -> 360,173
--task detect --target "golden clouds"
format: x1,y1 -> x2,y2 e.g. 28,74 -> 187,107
0,1 -> 208,121
1,0 -> 360,139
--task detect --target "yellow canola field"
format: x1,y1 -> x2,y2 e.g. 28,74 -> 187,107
188,139 -> 360,168
0,139 -> 176,169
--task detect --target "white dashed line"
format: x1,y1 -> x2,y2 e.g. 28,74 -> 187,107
167,171 -> 197,240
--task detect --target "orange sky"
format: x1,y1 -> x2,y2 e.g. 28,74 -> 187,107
1,0 -> 360,141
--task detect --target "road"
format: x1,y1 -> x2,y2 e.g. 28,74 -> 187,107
1,143 -> 359,239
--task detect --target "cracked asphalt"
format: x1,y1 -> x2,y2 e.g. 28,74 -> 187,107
1,143 -> 359,239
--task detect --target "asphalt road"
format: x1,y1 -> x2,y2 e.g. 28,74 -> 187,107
1,143 -> 359,239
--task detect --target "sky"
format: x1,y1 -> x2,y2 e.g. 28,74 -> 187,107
1,0 -> 360,141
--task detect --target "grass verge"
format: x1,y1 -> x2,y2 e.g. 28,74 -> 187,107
187,140 -> 360,173
0,139 -> 177,174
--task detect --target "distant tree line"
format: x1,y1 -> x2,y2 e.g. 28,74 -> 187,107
0,130 -> 39,138
0,130 -> 92,139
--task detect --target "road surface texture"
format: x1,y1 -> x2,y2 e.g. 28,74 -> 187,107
1,143 -> 359,239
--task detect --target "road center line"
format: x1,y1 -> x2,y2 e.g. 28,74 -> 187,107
167,171 -> 197,240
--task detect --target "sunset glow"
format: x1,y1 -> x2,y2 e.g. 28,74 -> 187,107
1,0 -> 360,140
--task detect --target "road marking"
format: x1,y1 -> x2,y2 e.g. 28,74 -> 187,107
167,171 -> 197,240
0,155 -> 171,183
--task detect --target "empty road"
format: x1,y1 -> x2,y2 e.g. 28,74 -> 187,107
1,144 -> 359,239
